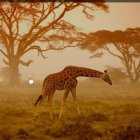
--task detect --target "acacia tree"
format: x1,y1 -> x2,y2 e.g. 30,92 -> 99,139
105,66 -> 128,83
0,1 -> 108,86
80,28 -> 140,83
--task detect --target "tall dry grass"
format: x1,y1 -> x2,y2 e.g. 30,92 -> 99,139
0,79 -> 140,140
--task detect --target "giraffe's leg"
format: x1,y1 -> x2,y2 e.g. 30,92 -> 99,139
71,88 -> 81,116
34,96 -> 44,120
59,89 -> 70,119
47,91 -> 55,120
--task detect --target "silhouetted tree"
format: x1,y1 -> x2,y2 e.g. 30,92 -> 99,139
105,66 -> 128,83
80,28 -> 140,83
0,1 -> 108,86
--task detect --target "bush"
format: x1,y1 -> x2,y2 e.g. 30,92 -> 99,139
16,128 -> 29,139
44,118 -> 102,140
0,128 -> 12,140
87,112 -> 109,122
111,125 -> 140,140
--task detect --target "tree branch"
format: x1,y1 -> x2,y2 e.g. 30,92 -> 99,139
104,47 -> 123,60
19,59 -> 33,66
0,29 -> 10,56
23,45 -> 48,58
2,59 -> 9,65
136,60 -> 140,72
18,3 -> 63,54
0,49 -> 8,58
0,4 -> 9,27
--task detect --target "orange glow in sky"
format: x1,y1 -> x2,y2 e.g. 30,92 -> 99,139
0,2 -> 140,80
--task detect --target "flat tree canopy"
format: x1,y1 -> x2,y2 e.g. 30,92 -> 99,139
80,28 -> 140,83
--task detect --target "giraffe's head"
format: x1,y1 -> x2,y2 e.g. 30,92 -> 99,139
101,70 -> 112,85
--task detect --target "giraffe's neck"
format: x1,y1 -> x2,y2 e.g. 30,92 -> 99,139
75,68 -> 103,78
64,66 -> 103,78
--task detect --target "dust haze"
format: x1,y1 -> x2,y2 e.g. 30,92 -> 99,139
0,2 -> 140,140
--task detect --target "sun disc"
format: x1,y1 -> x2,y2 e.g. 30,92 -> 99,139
29,79 -> 34,85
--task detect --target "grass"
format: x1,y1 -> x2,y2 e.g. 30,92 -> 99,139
0,79 -> 140,140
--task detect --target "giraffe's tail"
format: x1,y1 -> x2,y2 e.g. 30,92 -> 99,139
35,95 -> 43,107
35,79 -> 46,107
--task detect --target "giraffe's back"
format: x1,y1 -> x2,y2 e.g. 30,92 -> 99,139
43,69 -> 77,91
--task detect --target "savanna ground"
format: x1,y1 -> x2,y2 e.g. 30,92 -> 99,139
0,79 -> 140,140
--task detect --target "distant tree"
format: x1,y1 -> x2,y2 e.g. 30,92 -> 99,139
105,66 -> 128,83
0,1 -> 108,86
80,28 -> 140,83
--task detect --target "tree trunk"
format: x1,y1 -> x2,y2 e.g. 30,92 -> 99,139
9,58 -> 20,87
130,78 -> 138,83
127,71 -> 139,83
125,64 -> 138,83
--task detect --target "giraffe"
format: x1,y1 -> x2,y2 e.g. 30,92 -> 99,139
34,65 -> 112,120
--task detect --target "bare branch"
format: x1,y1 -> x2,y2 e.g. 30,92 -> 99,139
23,45 -> 48,58
0,49 -> 8,58
2,59 -> 9,65
64,3 -> 79,11
13,16 -> 20,40
0,5 -> 9,27
19,59 -> 33,66
136,60 -> 140,72
47,45 -> 76,51
10,3 -> 17,19
104,47 -> 123,60
89,51 -> 104,58
0,29 -> 10,55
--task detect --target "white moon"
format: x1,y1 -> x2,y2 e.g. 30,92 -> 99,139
29,79 -> 34,85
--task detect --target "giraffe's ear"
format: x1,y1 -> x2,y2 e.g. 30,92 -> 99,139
104,70 -> 107,73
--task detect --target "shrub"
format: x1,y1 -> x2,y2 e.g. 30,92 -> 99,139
0,128 -> 12,140
44,118 -> 102,140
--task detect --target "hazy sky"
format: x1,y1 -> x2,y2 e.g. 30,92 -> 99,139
0,2 -> 140,81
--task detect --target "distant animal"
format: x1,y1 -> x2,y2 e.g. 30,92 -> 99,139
34,65 -> 112,120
